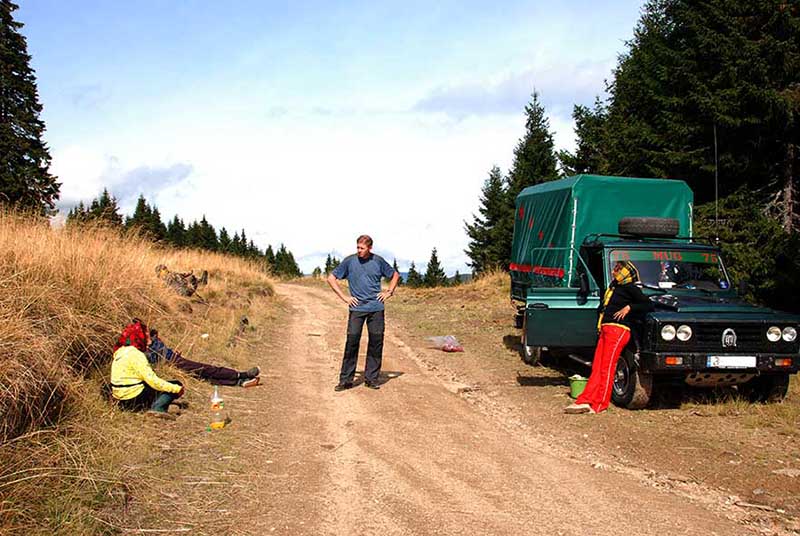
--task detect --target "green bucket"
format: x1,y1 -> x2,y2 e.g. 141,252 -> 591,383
569,375 -> 588,399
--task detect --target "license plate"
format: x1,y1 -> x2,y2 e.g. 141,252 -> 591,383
707,355 -> 756,369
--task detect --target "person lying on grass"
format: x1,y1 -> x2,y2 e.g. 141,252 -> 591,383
110,319 -> 185,421
147,328 -> 260,388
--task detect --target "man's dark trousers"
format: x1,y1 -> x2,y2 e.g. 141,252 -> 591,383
339,310 -> 385,384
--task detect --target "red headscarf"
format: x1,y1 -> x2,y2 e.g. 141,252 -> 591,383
113,319 -> 148,353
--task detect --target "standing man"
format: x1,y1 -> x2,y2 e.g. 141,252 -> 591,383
327,235 -> 400,391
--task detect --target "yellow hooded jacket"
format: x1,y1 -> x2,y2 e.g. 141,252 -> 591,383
111,346 -> 182,401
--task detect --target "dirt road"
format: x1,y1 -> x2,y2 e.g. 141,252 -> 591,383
218,282 -> 760,536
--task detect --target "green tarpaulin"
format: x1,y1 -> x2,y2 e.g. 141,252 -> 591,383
511,175 -> 693,289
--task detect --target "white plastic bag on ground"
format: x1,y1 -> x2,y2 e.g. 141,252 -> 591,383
426,335 -> 464,352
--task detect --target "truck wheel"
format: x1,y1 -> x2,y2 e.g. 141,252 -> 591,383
618,217 -> 679,237
611,348 -> 653,409
739,374 -> 790,403
520,315 -> 541,366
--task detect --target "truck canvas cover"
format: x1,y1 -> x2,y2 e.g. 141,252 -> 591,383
510,175 -> 693,290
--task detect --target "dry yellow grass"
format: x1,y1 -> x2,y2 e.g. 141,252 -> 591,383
0,211 -> 276,533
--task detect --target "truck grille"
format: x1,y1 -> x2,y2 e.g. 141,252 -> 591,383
649,321 -> 798,354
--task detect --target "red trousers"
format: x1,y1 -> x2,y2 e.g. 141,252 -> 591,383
576,324 -> 630,414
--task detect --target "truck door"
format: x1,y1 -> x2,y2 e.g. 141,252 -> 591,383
525,248 -> 601,349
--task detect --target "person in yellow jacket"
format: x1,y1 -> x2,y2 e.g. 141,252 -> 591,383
111,319 -> 185,420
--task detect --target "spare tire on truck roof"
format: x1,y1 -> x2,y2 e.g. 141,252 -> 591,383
618,217 -> 679,237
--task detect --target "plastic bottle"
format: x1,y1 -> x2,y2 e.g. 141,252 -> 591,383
210,386 -> 225,430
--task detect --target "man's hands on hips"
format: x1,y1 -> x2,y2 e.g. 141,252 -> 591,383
328,273 -> 358,307
377,289 -> 394,303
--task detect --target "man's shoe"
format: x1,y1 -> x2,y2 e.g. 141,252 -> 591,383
364,381 -> 380,390
243,366 -> 261,379
146,410 -> 177,421
334,382 -> 353,392
239,377 -> 260,388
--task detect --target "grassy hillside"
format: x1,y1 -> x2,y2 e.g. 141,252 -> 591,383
0,212 -> 277,533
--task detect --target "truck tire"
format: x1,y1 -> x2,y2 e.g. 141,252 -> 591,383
618,217 -> 679,237
739,373 -> 790,403
611,348 -> 653,409
520,315 -> 542,366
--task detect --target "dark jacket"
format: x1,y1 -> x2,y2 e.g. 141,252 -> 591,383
146,336 -> 176,365
600,283 -> 654,329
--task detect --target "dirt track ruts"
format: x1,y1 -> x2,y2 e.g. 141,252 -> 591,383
238,282 -> 750,535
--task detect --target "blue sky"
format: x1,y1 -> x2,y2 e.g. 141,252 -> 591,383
18,0 -> 645,273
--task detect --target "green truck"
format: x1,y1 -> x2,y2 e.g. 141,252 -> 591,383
511,175 -> 799,408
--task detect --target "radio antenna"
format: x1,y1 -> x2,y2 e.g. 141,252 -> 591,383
713,123 -> 719,243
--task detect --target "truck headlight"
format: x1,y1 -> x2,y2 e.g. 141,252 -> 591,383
783,327 -> 797,342
676,325 -> 692,341
661,325 -> 676,341
767,326 -> 782,342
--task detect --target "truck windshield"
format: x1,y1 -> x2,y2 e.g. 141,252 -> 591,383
608,249 -> 730,291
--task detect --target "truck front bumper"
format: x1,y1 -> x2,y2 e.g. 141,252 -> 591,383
639,352 -> 800,375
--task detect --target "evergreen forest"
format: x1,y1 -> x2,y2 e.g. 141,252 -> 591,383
464,0 -> 800,312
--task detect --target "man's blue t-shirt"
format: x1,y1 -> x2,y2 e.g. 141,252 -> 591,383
332,253 -> 395,312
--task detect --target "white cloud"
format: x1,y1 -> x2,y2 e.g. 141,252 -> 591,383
412,61 -> 613,119
51,146 -> 192,215
50,146 -> 109,208
48,66 -> 615,275
51,109 -> 524,274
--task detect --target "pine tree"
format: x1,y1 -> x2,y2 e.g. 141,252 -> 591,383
86,189 -> 123,227
198,216 -> 218,251
285,249 -> 302,277
185,220 -> 202,248
602,0 -> 800,222
324,254 -> 333,275
506,91 -> 559,199
312,266 -> 322,278
452,270 -> 462,286
126,195 -> 152,231
464,166 -> 508,273
423,247 -> 448,288
695,190 -> 800,313
274,243 -> 302,278
236,229 -> 248,256
65,201 -> 88,226
218,227 -> 231,253
497,92 -> 559,270
248,239 -> 259,257
392,258 -> 402,286
558,98 -> 610,176
0,1 -> 60,213
231,232 -> 242,255
406,261 -> 423,288
150,206 -> 167,240
166,215 -> 185,247
264,245 -> 275,269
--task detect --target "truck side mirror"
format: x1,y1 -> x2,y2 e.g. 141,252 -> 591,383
578,271 -> 590,297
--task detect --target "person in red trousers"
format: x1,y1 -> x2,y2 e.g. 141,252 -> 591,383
564,260 -> 653,414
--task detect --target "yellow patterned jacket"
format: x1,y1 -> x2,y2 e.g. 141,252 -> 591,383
111,346 -> 182,401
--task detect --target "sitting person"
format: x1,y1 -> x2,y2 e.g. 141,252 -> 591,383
110,319 -> 185,420
147,328 -> 261,388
